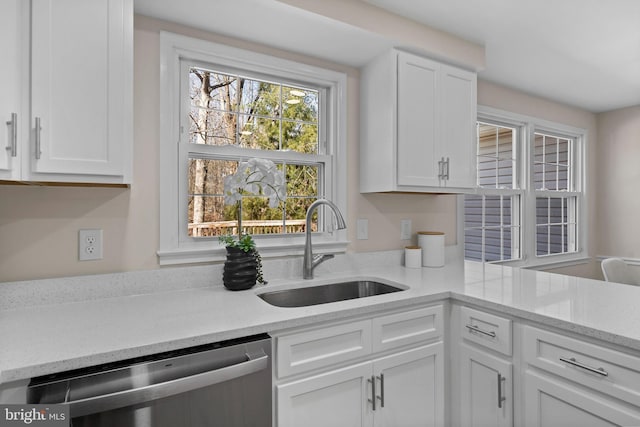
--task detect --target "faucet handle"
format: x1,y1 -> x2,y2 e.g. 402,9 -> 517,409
313,253 -> 334,262
312,253 -> 335,269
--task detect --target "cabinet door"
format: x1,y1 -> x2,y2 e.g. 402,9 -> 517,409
440,64 -> 477,189
372,342 -> 444,427
0,0 -> 24,180
30,0 -> 131,182
524,371 -> 640,427
459,343 -> 513,427
396,52 -> 441,187
277,362 -> 373,427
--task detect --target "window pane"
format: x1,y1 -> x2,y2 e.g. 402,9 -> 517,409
283,86 -> 318,122
188,195 -> 234,237
535,196 -> 576,256
190,69 -> 237,111
464,194 -> 519,262
189,108 -> 237,146
286,164 -> 319,197
188,68 -> 320,154
476,123 -> 516,189
188,156 -> 323,238
534,132 -> 572,191
238,115 -> 279,150
188,159 -> 236,196
282,121 -> 318,153
544,164 -> 559,190
188,159 -> 238,237
239,79 -> 280,117
286,197 -> 316,233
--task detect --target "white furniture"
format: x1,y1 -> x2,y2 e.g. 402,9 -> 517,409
453,305 -> 513,427
452,303 -> 640,427
0,0 -> 24,179
601,257 -> 639,285
360,49 -> 477,193
274,305 -> 445,427
523,326 -> 640,426
0,0 -> 133,185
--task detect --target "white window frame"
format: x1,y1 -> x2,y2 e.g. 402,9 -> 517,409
158,32 -> 348,265
460,106 -> 589,269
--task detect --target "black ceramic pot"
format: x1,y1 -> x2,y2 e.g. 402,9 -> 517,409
223,246 -> 258,291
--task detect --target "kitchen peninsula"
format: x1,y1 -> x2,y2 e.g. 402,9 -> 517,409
1,254 -> 639,425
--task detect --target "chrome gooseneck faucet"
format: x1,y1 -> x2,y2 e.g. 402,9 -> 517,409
303,199 -> 347,279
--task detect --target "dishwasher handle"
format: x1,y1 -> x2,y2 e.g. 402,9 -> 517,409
66,351 -> 269,418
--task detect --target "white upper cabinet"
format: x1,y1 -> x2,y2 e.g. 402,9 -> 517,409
0,0 -> 133,184
360,49 -> 477,193
440,64 -> 477,188
0,0 -> 24,181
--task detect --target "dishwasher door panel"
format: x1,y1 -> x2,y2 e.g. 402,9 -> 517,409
28,334 -> 272,427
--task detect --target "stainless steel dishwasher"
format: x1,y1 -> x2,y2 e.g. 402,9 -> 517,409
27,334 -> 272,427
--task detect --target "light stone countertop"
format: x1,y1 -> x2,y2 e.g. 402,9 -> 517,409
1,257 -> 640,385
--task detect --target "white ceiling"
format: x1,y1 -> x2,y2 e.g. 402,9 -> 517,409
134,0 -> 640,113
367,0 -> 640,113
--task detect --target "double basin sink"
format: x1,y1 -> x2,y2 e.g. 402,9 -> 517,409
257,280 -> 405,308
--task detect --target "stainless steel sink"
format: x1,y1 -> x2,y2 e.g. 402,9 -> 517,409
257,280 -> 404,307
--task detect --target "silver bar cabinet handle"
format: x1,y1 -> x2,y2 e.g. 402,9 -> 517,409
437,158 -> 443,180
63,351 -> 269,418
465,324 -> 497,338
559,357 -> 609,377
376,374 -> 385,408
368,375 -> 376,411
497,373 -> 506,408
444,157 -> 450,180
6,113 -> 17,157
34,117 -> 42,160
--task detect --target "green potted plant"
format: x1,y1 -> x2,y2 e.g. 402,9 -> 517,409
218,158 -> 285,290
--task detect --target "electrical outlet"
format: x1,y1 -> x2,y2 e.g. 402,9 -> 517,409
356,218 -> 369,240
400,219 -> 412,240
79,229 -> 103,261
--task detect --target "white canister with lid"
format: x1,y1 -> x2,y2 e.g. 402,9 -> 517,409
418,231 -> 445,267
404,246 -> 422,268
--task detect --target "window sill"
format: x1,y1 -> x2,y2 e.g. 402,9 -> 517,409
158,238 -> 349,266
497,254 -> 591,271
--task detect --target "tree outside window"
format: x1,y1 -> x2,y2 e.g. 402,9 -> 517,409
186,67 -> 323,238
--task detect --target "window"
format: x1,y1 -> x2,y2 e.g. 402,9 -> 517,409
464,121 -> 521,262
463,107 -> 586,267
186,67 -> 324,238
159,33 -> 347,265
533,132 -> 578,256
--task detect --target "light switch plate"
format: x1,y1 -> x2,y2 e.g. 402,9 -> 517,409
400,219 -> 412,240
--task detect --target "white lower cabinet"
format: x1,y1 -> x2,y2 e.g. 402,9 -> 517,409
277,343 -> 444,427
453,306 -> 640,427
454,305 -> 514,427
373,343 -> 444,427
274,306 -> 445,427
277,362 -> 373,427
522,325 -> 640,426
276,302 -> 640,427
459,344 -> 512,427
523,370 -> 640,427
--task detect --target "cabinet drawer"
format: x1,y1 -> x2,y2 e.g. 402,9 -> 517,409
460,306 -> 512,356
523,326 -> 640,407
372,305 -> 443,353
276,319 -> 372,378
